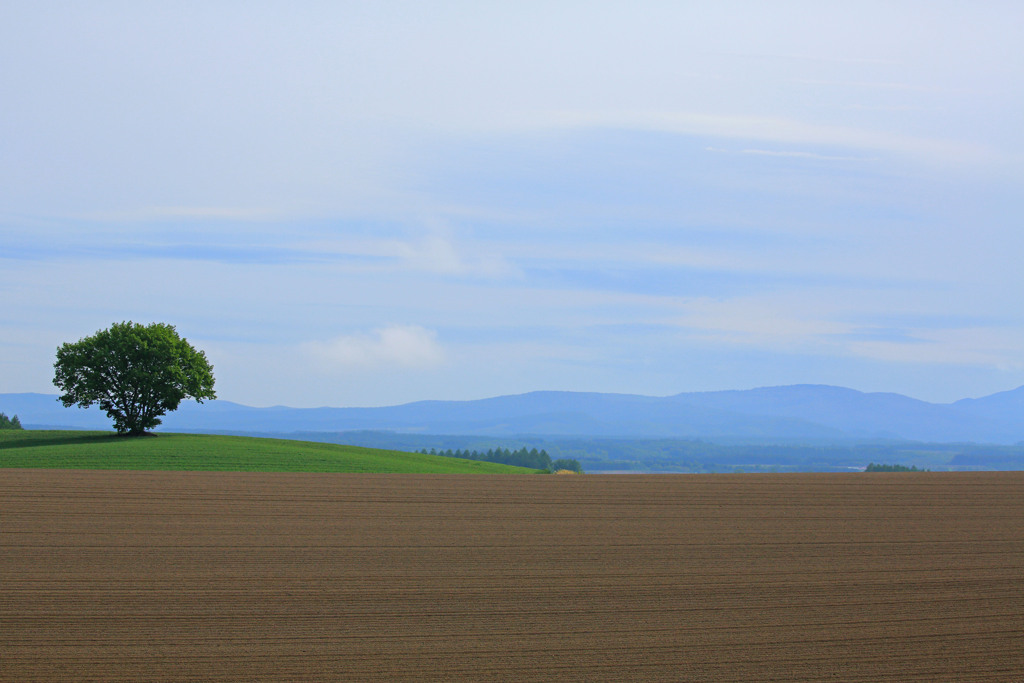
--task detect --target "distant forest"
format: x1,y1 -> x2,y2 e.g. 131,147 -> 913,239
0,413 -> 23,430
865,463 -> 929,472
418,446 -> 583,473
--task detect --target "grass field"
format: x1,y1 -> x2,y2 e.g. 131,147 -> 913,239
0,430 -> 539,474
2,469 -> 1023,681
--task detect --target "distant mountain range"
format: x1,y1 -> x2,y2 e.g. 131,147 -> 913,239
4,384 -> 1024,443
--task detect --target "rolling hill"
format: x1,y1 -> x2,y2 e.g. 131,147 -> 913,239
0,431 -> 539,474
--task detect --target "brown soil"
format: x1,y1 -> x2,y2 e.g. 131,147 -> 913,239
2,470 -> 1023,682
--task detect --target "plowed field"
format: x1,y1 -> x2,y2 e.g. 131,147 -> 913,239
3,470 -> 1023,681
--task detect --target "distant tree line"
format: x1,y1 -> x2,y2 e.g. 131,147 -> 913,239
419,446 -> 583,473
865,463 -> 928,472
0,412 -> 23,430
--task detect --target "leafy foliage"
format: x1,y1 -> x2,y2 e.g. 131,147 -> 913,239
550,458 -> 583,473
54,322 -> 216,435
0,412 -> 22,430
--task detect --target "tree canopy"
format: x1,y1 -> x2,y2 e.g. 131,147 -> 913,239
54,321 -> 216,436
0,412 -> 23,430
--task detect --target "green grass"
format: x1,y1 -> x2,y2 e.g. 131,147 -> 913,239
0,430 -> 541,474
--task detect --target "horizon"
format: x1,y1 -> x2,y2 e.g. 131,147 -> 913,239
3,4 -> 1023,408
6,380 -> 1022,412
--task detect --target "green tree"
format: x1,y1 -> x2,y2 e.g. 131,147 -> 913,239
551,458 -> 583,473
53,321 -> 216,436
0,412 -> 23,430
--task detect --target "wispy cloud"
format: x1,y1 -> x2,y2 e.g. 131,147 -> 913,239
674,296 -> 855,349
384,227 -> 520,279
672,294 -> 1024,372
748,53 -> 901,67
544,110 -> 995,165
706,146 -> 879,162
85,206 -> 277,222
846,327 -> 1024,370
791,79 -> 949,93
304,325 -> 445,371
289,226 -> 522,278
3,3 -> 1023,406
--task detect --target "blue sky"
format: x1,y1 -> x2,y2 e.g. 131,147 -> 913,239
2,2 -> 1023,407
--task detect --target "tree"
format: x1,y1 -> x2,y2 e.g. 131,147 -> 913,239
0,412 -> 23,430
53,321 -> 216,436
551,458 -> 583,473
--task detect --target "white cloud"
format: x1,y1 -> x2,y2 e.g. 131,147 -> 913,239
304,325 -> 445,371
706,146 -> 878,162
675,296 -> 855,349
90,206 -> 277,221
673,293 -> 1024,372
543,110 -> 995,166
3,3 -> 1024,407
385,227 -> 520,278
290,226 -> 520,279
848,328 -> 1024,370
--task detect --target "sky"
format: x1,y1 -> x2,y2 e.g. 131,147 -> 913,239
2,2 -> 1024,407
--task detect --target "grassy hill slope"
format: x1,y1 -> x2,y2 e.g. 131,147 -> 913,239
0,431 -> 540,474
